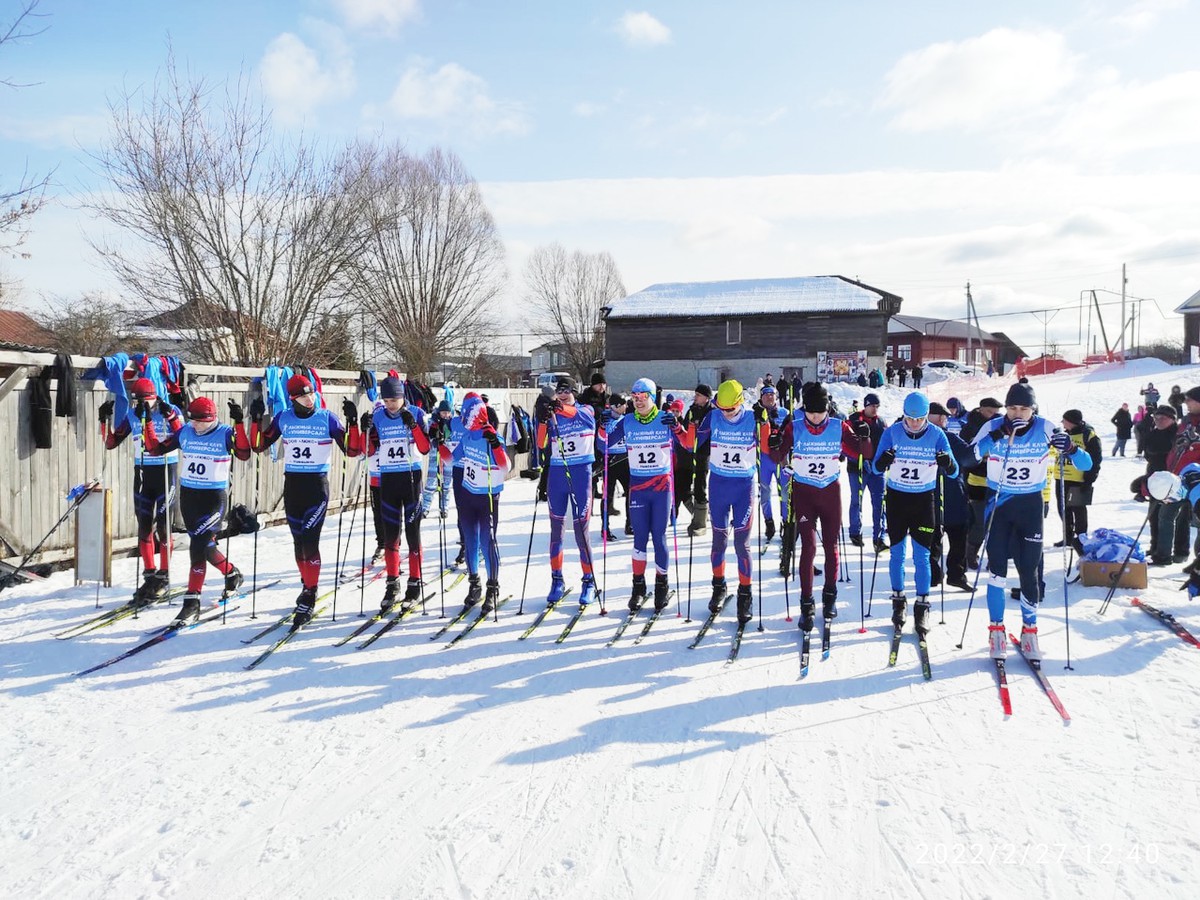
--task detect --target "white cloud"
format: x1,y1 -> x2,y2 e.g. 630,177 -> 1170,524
332,0 -> 419,35
0,113 -> 110,148
880,28 -> 1079,131
617,11 -> 671,47
259,32 -> 355,123
384,60 -> 529,135
1108,0 -> 1188,31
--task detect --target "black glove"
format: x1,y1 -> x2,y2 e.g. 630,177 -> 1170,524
535,394 -> 553,423
227,399 -> 244,424
134,400 -> 148,420
854,420 -> 871,439
768,430 -> 782,451
536,479 -> 548,502
399,408 -> 416,429
552,398 -> 564,413
342,399 -> 358,423
157,399 -> 177,420
876,448 -> 896,470
936,450 -> 953,472
248,397 -> 266,423
360,412 -> 372,432
483,423 -> 501,448
98,399 -> 114,425
661,410 -> 678,430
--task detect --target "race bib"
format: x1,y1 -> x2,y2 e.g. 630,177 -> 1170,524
629,445 -> 668,474
180,455 -> 230,488
711,441 -> 755,475
283,438 -> 333,470
887,459 -> 938,491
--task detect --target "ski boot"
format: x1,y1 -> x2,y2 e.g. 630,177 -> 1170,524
579,574 -> 597,607
874,538 -> 888,555
988,621 -> 1007,659
849,533 -> 863,548
628,574 -> 648,612
764,519 -> 776,542
798,596 -> 815,632
454,544 -> 466,568
736,584 -> 753,626
605,529 -> 619,543
130,570 -> 158,609
624,519 -> 633,537
371,545 -> 386,565
687,502 -> 708,537
709,576 -> 728,614
222,567 -> 243,600
380,577 -> 400,614
653,574 -> 670,612
822,584 -> 838,621
481,580 -> 500,615
171,593 -> 202,628
464,574 -> 482,608
293,586 -> 317,627
546,573 -> 567,608
913,597 -> 931,638
890,591 -> 907,628
401,578 -> 422,611
1020,624 -> 1042,661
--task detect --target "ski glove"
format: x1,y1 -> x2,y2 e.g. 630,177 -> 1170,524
482,423 -> 501,449
936,451 -> 954,472
876,448 -> 896,471
661,410 -> 678,430
97,399 -> 114,424
399,408 -> 415,429
248,397 -> 266,422
853,420 -> 871,439
768,430 -> 782,451
1049,431 -> 1072,453
360,412 -> 372,432
227,399 -> 244,424
535,395 -> 554,423
602,408 -> 616,428
342,399 -> 358,423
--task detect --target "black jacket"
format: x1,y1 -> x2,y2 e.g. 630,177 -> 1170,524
1110,408 -> 1132,439
1143,423 -> 1177,474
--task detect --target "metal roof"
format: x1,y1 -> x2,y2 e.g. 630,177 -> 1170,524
605,276 -> 893,320
887,314 -> 996,342
1174,288 -> 1200,314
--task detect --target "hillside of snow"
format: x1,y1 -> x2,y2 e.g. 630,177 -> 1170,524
2,362 -> 1199,899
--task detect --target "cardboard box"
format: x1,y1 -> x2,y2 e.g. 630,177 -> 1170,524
1079,560 -> 1147,590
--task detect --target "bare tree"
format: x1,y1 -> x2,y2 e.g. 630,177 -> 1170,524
38,292 -> 130,356
523,244 -> 625,382
85,54 -> 373,365
1,1 -> 51,256
351,144 -> 506,379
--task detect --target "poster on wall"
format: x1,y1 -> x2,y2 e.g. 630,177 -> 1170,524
817,350 -> 868,383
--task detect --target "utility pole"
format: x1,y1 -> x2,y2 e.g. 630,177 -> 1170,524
1120,263 -> 1127,363
965,282 -> 972,367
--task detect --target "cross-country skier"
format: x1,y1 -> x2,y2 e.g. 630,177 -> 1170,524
421,400 -> 454,519
99,377 -> 183,606
250,374 -> 361,625
535,376 -> 597,608
870,392 -> 958,636
444,395 -> 508,613
752,384 -> 790,543
766,382 -> 871,633
602,378 -> 684,613
143,396 -> 252,624
970,382 -> 1090,659
692,380 -> 762,625
363,375 -> 430,613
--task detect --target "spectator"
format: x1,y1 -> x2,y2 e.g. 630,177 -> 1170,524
1134,404 -> 1154,457
1052,409 -> 1102,553
912,363 -> 923,388
986,359 -> 995,377
961,396 -> 1004,569
869,367 -> 883,389
1110,403 -> 1133,456
885,362 -> 895,385
1141,382 -> 1161,408
777,374 -> 792,410
1169,385 -> 1185,419
1143,406 -> 1188,565
897,364 -> 907,387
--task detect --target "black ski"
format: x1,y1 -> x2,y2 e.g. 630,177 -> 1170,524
429,597 -> 476,641
799,630 -> 812,678
245,603 -> 328,670
993,658 -> 1013,716
916,634 -> 933,680
687,594 -> 731,649
75,605 -> 239,677
555,594 -> 597,644
357,592 -> 435,649
444,596 -> 513,647
1132,598 -> 1200,648
56,587 -> 188,639
726,622 -> 747,663
633,592 -> 674,645
517,588 -> 574,640
821,619 -> 832,660
887,626 -> 903,667
605,603 -> 645,647
142,580 -> 281,635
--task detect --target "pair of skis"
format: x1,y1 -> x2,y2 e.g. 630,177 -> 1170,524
887,624 -> 932,681
605,591 -> 676,648
988,636 -> 1070,722
56,587 -> 188,639
684,594 -> 751,663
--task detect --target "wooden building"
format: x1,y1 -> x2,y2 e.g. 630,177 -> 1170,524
1176,289 -> 1200,362
602,276 -> 902,390
886,315 -> 1025,372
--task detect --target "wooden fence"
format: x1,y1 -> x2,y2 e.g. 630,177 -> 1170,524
0,349 -> 539,572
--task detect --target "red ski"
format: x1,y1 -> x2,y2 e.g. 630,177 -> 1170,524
1010,635 -> 1071,723
1132,598 -> 1200,648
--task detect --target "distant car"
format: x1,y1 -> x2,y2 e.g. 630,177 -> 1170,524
536,371 -> 572,391
923,359 -> 976,376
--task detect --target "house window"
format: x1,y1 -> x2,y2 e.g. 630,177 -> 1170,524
727,319 -> 741,345
898,344 -> 911,361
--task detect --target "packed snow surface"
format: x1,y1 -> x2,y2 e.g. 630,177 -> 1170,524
2,363 -> 1199,899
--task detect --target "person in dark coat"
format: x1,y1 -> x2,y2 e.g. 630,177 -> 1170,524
1052,409 -> 1102,552
927,402 -> 974,590
897,364 -> 908,387
1141,406 -> 1188,564
1169,385 -> 1186,419
1110,403 -> 1133,456
1134,405 -> 1154,457
911,364 -> 923,388
885,363 -> 895,385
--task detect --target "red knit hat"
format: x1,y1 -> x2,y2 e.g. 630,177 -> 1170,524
287,374 -> 313,398
129,378 -> 157,400
188,397 -> 217,422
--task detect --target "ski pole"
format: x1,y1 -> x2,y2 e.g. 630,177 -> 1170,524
956,429 -> 1015,649
331,450 -> 348,623
1058,455 -> 1074,669
858,454 -> 866,632
250,414 -> 262,619
600,443 -> 609,616
782,476 -> 793,621
1098,505 -> 1153,615
359,449 -> 368,616
0,482 -> 96,593
755,441 -> 764,632
517,490 -> 540,615
669,440 -> 682,618
438,451 -> 446,618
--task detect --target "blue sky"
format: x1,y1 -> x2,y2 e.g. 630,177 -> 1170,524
4,0 -> 1200,356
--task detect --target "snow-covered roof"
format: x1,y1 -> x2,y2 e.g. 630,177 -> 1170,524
605,275 -> 895,320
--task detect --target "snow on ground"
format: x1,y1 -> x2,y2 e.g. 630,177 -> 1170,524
2,363 -> 1200,899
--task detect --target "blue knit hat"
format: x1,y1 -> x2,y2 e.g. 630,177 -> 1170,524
380,376 -> 403,399
903,392 -> 930,418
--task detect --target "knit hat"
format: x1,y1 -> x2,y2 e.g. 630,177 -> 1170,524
188,397 -> 217,422
1186,387 -> 1200,403
436,400 -> 452,414
928,401 -> 948,416
802,383 -> 829,413
863,393 -> 881,407
1062,409 -> 1084,426
555,376 -> 577,394
286,374 -> 313,398
590,372 -> 606,386
903,392 -> 930,418
760,384 -> 776,395
715,380 -> 745,411
1004,382 -> 1037,407
379,376 -> 403,399
631,377 -> 656,395
694,383 -> 713,398
129,378 -> 157,401
1154,404 -> 1178,418
979,397 -> 1003,410
946,396 -> 961,411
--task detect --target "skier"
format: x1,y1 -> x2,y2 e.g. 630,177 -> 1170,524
944,398 -> 968,436
970,382 -> 1090,659
250,373 -> 361,625
445,395 -> 508,613
751,384 -> 790,542
766,382 -> 871,633
99,377 -> 183,606
846,392 -> 886,551
364,409 -> 386,565
682,384 -> 714,537
692,380 -> 761,625
431,395 -> 469,567
871,392 -> 958,635
421,400 -> 454,518
602,393 -> 632,540
143,396 -> 252,624
535,376 -> 597,608
602,378 -> 682,613
362,375 -> 431,613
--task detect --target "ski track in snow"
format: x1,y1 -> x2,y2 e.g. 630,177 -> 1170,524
2,361 -> 1200,898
